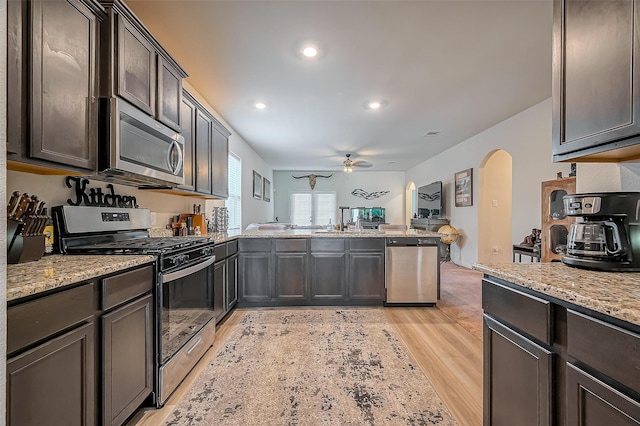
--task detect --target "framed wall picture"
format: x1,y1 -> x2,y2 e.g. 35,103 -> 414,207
253,170 -> 262,199
263,178 -> 271,202
455,168 -> 473,207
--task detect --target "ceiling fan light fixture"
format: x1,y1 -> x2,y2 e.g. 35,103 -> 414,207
344,165 -> 353,173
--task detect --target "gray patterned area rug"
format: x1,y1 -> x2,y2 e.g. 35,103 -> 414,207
165,309 -> 457,426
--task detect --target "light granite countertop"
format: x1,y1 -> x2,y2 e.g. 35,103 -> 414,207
473,262 -> 640,327
7,255 -> 156,302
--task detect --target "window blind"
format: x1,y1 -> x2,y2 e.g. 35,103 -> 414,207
226,151 -> 242,230
290,191 -> 336,226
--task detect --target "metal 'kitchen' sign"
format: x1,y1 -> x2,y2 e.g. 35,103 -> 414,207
65,176 -> 138,208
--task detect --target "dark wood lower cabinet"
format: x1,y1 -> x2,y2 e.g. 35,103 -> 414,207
483,277 -> 640,426
310,253 -> 346,300
238,237 -> 385,306
226,254 -> 238,311
274,253 -> 307,299
348,252 -> 385,300
7,322 -> 96,426
214,259 -> 226,321
239,251 -> 273,302
102,294 -> 154,426
483,314 -> 553,426
567,363 -> 640,425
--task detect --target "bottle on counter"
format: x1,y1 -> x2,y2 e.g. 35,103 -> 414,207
326,219 -> 333,231
43,208 -> 54,255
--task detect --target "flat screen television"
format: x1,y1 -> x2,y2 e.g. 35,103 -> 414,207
417,181 -> 443,218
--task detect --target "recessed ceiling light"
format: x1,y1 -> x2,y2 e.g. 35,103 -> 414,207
302,46 -> 318,57
367,101 -> 382,110
255,102 -> 267,110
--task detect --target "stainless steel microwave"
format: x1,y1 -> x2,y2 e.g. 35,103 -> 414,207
97,97 -> 185,187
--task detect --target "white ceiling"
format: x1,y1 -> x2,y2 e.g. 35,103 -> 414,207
127,0 -> 553,172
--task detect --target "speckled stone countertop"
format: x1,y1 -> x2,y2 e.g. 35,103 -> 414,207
474,262 -> 640,327
207,229 -> 441,244
7,255 -> 156,302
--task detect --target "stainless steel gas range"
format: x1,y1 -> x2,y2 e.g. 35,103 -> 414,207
53,205 -> 216,407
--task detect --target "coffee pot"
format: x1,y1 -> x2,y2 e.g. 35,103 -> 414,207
562,192 -> 640,272
566,220 -> 626,258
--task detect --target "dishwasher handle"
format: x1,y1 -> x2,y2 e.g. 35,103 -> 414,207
387,239 -> 437,247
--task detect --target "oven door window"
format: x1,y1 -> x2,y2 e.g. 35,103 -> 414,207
161,260 -> 214,364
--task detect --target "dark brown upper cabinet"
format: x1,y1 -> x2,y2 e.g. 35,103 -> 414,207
179,92 -> 197,192
195,109 -> 213,195
552,0 -> 640,162
211,121 -> 231,199
100,0 -> 187,132
7,0 -> 104,172
181,89 -> 231,198
157,56 -> 183,131
116,14 -> 155,116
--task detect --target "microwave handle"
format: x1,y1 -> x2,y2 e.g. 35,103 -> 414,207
167,140 -> 184,176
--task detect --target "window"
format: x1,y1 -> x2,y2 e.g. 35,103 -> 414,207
290,191 -> 336,226
226,151 -> 241,230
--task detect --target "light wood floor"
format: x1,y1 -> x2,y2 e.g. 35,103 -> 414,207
128,262 -> 483,426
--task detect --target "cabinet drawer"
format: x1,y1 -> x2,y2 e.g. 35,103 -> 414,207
102,265 -> 154,311
567,309 -> 640,393
214,244 -> 227,260
349,238 -> 385,252
275,239 -> 307,252
482,279 -> 551,345
566,362 -> 640,425
8,282 -> 97,356
239,238 -> 271,252
311,238 -> 345,252
227,239 -> 238,256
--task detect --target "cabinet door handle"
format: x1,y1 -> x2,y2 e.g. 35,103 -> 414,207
187,337 -> 202,355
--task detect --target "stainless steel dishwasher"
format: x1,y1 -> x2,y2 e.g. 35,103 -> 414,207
385,237 -> 439,305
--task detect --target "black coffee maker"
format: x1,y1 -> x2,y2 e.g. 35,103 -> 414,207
562,192 -> 640,272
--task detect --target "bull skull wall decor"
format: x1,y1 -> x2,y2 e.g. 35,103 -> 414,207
292,173 -> 333,190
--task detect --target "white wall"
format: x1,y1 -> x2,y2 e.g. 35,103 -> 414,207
182,82 -> 273,228
576,162 -> 640,193
273,171 -> 406,226
406,98 -> 572,268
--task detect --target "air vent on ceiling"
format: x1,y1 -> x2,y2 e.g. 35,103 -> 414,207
423,130 -> 441,137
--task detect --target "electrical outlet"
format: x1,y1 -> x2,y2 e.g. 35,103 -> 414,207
150,212 -> 157,226
492,199 -> 498,207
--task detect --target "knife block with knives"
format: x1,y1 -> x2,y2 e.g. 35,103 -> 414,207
7,191 -> 48,263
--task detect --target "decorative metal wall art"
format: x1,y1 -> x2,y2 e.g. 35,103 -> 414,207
351,188 -> 389,200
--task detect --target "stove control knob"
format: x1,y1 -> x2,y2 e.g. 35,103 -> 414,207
169,256 -> 182,266
202,247 -> 214,257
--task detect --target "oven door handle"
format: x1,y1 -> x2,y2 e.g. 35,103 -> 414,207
162,255 -> 216,282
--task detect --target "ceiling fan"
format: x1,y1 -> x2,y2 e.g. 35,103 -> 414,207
341,154 -> 372,173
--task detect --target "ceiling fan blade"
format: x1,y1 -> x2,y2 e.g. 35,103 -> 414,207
352,161 -> 373,168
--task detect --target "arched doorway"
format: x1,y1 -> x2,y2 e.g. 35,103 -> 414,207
405,181 -> 416,225
478,150 -> 513,263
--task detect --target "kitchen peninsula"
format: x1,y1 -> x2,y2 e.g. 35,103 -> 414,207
214,228 -> 442,308
475,262 -> 640,425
